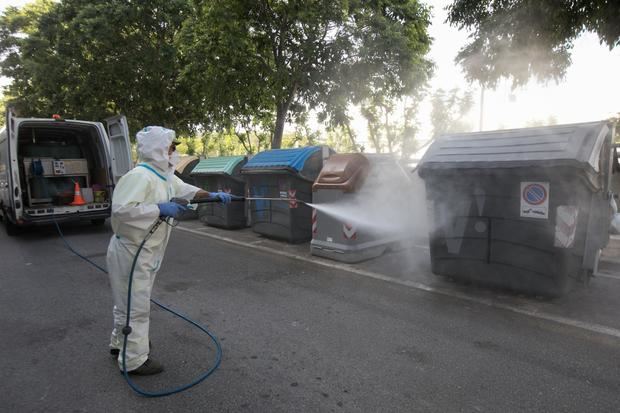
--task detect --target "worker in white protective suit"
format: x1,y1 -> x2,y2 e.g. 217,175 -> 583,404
107,126 -> 232,375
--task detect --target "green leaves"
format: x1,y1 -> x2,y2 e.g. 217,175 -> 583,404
178,0 -> 432,149
447,0 -> 620,87
1,0 -> 433,153
1,0 -> 193,136
430,87 -> 473,137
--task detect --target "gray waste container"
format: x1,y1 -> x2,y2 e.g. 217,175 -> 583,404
418,121 -> 615,296
190,156 -> 248,229
242,146 -> 331,243
311,153 -> 410,263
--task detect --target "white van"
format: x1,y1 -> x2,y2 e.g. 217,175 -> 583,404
0,109 -> 132,235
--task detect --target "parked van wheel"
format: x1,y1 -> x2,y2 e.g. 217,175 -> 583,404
5,219 -> 21,236
91,219 -> 106,226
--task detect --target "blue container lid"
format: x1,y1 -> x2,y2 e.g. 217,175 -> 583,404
242,146 -> 322,172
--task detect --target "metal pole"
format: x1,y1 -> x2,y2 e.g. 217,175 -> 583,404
245,197 -> 309,204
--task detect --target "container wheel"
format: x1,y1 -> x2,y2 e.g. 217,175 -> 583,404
91,219 -> 106,226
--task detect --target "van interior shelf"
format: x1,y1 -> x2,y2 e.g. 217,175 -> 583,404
23,157 -> 90,207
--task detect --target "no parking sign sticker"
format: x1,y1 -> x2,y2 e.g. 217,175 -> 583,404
520,182 -> 549,219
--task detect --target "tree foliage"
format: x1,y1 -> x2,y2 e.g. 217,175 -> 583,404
447,0 -> 620,86
0,0 -> 194,134
360,90 -> 424,156
179,0 -> 433,148
430,87 -> 473,137
525,115 -> 558,128
1,0 -> 433,153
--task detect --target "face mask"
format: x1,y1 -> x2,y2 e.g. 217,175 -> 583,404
168,151 -> 180,169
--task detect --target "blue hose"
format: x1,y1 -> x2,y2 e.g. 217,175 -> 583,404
53,220 -> 222,397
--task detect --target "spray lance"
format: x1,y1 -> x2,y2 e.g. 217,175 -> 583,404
175,196 -> 311,205
170,195 -> 312,211
171,194 -> 245,208
245,197 -> 311,204
160,194 -> 311,231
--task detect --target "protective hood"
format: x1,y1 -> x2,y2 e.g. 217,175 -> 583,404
136,126 -> 176,174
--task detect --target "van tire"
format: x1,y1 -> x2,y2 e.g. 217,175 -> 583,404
5,219 -> 20,236
91,219 -> 106,226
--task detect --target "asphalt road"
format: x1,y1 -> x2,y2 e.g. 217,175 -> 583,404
1,222 -> 619,412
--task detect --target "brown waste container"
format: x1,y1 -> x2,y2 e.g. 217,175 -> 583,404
311,153 -> 405,263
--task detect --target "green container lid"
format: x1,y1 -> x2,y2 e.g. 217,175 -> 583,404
190,156 -> 247,176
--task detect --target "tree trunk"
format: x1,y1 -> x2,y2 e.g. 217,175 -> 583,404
235,130 -> 253,154
201,135 -> 209,157
344,121 -> 358,152
272,102 -> 288,149
367,119 -> 381,153
385,108 -> 393,154
272,84 -> 298,149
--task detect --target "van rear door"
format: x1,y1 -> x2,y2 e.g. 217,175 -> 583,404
105,115 -> 132,183
5,108 -> 21,218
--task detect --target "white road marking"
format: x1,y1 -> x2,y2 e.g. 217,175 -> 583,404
176,226 -> 620,341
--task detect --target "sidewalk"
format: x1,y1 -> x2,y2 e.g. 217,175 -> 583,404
177,218 -> 620,339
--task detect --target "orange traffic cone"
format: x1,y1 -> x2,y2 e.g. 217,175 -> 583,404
69,181 -> 87,206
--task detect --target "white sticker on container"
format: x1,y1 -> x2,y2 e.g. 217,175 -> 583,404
342,223 -> 357,240
554,206 -> 579,248
520,182 -> 549,219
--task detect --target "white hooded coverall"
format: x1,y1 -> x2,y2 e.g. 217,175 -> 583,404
107,126 -> 200,371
